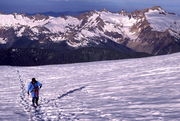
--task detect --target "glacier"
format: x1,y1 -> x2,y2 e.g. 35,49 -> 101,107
0,52 -> 180,121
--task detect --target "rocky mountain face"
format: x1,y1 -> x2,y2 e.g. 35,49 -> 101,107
0,6 -> 179,66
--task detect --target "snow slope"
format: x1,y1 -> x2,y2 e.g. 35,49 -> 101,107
0,53 -> 180,120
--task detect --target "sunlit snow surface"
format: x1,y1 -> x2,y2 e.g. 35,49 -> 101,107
0,53 -> 180,121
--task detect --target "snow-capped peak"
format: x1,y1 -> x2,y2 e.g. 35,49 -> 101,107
0,13 -> 50,28
0,7 -> 180,50
145,7 -> 180,35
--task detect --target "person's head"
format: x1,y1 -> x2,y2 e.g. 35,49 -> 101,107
32,78 -> 37,83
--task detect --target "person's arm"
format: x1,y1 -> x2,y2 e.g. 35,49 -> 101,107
27,83 -> 31,95
38,82 -> 42,88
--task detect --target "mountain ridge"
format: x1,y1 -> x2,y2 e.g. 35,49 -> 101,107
0,6 -> 179,66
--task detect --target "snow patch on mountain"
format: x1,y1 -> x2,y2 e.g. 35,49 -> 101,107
66,40 -> 89,48
31,27 -> 39,34
100,11 -> 138,39
0,37 -> 6,44
76,30 -> 98,39
50,36 -> 65,42
16,27 -> 26,37
88,12 -> 99,23
45,16 -> 81,33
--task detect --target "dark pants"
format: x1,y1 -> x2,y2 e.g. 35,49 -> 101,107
32,97 -> 39,106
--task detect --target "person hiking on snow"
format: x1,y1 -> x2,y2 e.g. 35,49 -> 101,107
27,78 -> 42,106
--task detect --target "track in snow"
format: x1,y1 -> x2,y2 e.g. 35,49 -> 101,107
18,69 -> 86,121
0,53 -> 180,120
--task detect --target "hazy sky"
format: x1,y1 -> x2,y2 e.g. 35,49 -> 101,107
0,0 -> 179,14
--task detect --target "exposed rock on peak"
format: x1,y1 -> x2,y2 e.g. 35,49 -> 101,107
31,14 -> 49,21
149,6 -> 163,11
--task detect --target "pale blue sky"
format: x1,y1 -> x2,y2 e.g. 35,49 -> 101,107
0,0 -> 179,14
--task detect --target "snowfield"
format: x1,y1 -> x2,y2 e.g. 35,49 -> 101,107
0,53 -> 180,121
